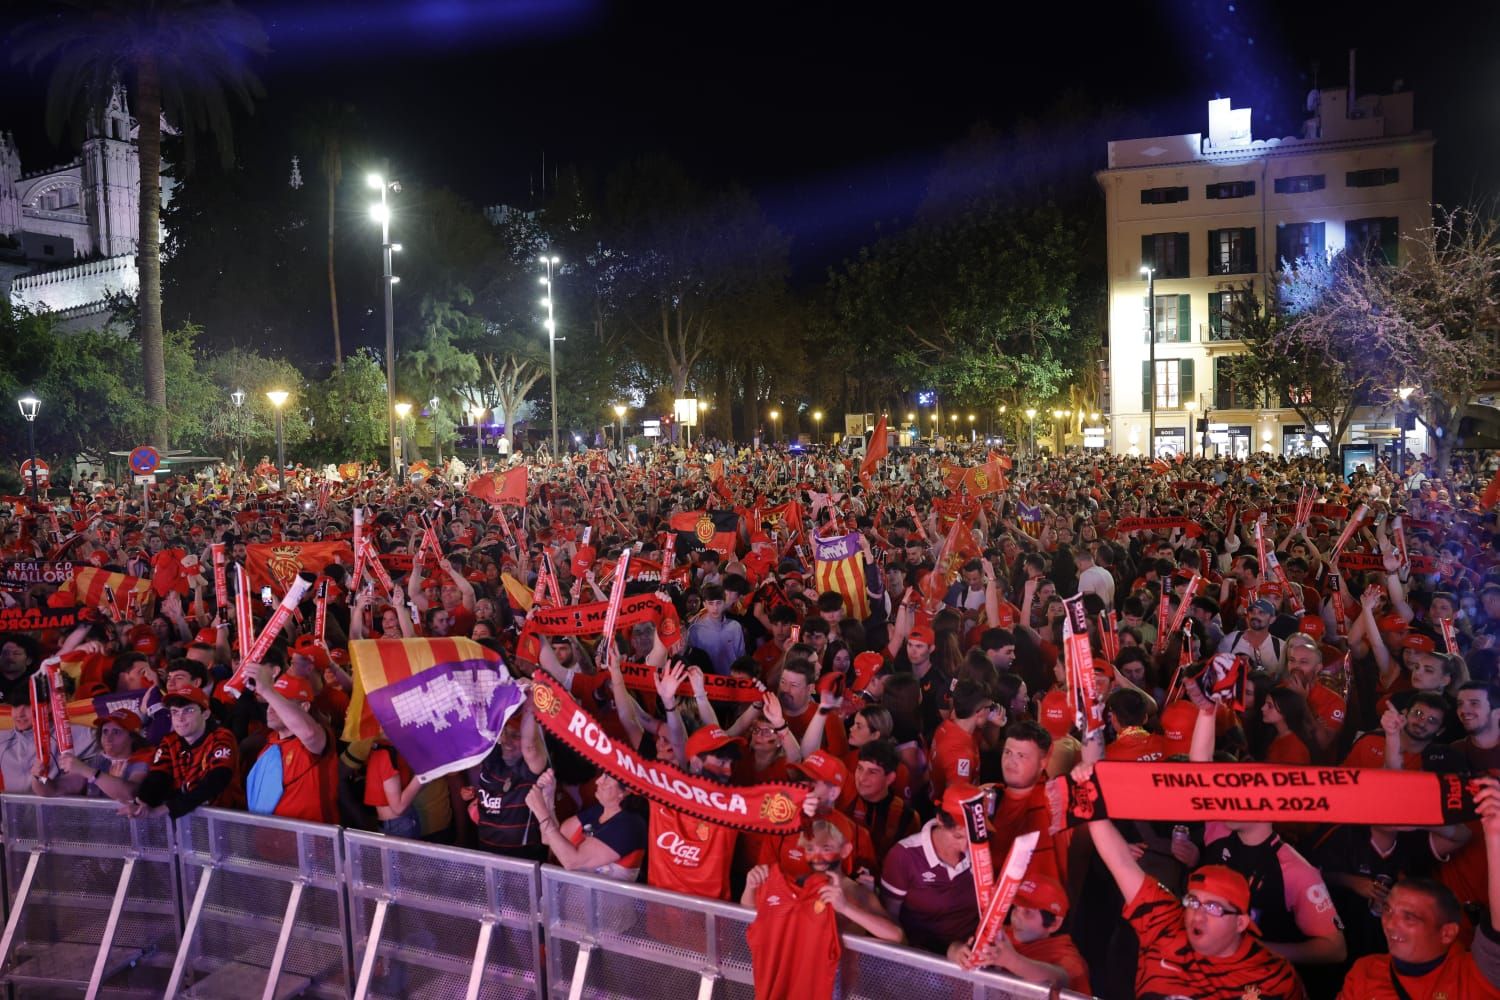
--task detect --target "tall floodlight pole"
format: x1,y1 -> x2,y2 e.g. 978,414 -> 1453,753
17,396 -> 39,503
540,255 -> 561,454
369,173 -> 402,473
1141,265 -> 1156,456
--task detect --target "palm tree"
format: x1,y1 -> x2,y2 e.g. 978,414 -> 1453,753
12,0 -> 267,449
298,101 -> 362,367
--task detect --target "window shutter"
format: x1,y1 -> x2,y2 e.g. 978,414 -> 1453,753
1180,359 -> 1195,403
1142,361 -> 1153,412
1177,294 -> 1191,342
1141,235 -> 1154,272
1208,292 -> 1222,338
1242,228 -> 1258,272
1310,223 -> 1326,261
1207,231 -> 1218,276
1175,233 -> 1190,277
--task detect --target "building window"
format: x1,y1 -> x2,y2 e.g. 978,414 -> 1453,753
1274,174 -> 1326,194
1346,167 -> 1399,188
1276,222 -> 1326,269
1144,293 -> 1192,343
42,244 -> 55,256
1141,233 -> 1190,279
1206,180 -> 1256,199
1214,356 -> 1261,409
1208,289 -> 1250,341
1208,227 -> 1257,275
1345,217 -> 1399,264
1282,385 -> 1314,408
1141,186 -> 1190,205
1143,359 -> 1195,410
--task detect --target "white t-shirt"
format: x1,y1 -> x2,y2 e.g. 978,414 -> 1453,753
1078,564 -> 1115,607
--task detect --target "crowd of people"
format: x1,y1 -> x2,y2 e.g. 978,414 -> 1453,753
3,437 -> 1500,999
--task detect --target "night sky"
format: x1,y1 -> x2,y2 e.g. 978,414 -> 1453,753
2,0 -> 1497,282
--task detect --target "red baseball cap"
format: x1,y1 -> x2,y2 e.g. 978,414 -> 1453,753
939,782 -> 983,824
791,750 -> 848,789
907,625 -> 936,646
1402,632 -> 1437,654
851,651 -> 884,692
272,674 -> 314,704
94,708 -> 143,733
292,635 -> 332,670
1158,700 -> 1199,757
1376,612 -> 1408,633
1188,864 -> 1251,914
1014,874 -> 1070,918
162,684 -> 209,710
130,631 -> 161,656
1297,616 -> 1325,639
194,627 -> 220,646
684,726 -> 743,760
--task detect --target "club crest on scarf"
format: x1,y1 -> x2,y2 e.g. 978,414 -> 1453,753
695,515 -> 717,545
759,792 -> 799,825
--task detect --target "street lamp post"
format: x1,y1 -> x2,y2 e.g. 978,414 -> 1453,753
1024,408 -> 1037,457
230,389 -> 245,467
967,413 -> 976,442
1397,387 -> 1416,477
539,255 -> 561,455
613,404 -> 627,450
368,172 -> 402,474
1141,265 -> 1156,456
393,402 -> 412,474
17,395 -> 39,503
1185,401 -> 1198,459
813,410 -> 823,445
265,390 -> 289,493
769,409 -> 779,443
471,403 -> 486,466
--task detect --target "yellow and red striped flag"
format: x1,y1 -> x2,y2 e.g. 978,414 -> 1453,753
61,566 -> 152,611
813,531 -> 870,620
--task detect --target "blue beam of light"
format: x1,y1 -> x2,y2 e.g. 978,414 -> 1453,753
254,0 -> 600,58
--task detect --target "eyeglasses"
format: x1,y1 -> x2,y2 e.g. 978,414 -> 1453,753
1181,894 -> 1242,917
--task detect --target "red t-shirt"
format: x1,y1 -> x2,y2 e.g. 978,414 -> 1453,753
1265,731 -> 1312,766
1126,878 -> 1305,1000
990,784 -> 1057,881
1337,944 -> 1500,1000
1105,727 -> 1166,763
929,719 -> 979,799
1343,733 -> 1422,771
746,865 -> 841,1000
1009,929 -> 1092,996
647,802 -> 737,900
266,728 -> 338,824
785,703 -> 848,758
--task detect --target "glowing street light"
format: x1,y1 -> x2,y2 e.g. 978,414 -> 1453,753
768,408 -> 780,443
370,170 -> 402,473
471,403 -> 487,464
812,409 -> 823,444
17,395 -> 39,502
1024,407 -> 1038,456
613,403 -> 627,447
265,390 -> 289,493
539,254 -> 562,454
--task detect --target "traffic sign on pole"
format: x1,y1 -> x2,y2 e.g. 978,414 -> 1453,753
19,458 -> 49,487
128,446 -> 160,476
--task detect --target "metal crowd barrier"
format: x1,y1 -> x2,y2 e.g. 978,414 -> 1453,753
168,807 -> 349,999
0,794 -> 180,999
0,795 -> 1095,1000
344,829 -> 542,1000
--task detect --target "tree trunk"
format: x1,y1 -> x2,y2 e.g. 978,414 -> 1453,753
326,155 -> 342,366
134,58 -> 167,449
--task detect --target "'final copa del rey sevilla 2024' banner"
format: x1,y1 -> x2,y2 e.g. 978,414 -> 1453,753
529,676 -> 805,834
1046,761 -> 1480,831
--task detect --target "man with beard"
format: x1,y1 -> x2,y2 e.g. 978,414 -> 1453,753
744,819 -> 903,1000
468,694 -> 549,860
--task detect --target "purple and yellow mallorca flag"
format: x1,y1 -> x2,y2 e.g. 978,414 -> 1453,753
813,531 -> 870,621
344,637 -> 525,783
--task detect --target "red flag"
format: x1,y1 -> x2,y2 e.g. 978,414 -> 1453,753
1482,467 -> 1500,511
858,416 -> 889,488
245,540 -> 354,595
468,466 -> 528,507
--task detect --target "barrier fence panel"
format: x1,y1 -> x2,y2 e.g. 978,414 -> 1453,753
541,866 -> 1095,1000
343,830 -> 542,1000
167,808 -> 349,1000
541,866 -> 757,1000
0,793 -> 179,1000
